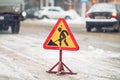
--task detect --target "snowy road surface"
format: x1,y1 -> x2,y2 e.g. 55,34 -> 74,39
0,19 -> 120,80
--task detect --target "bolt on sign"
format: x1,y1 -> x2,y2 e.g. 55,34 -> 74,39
43,18 -> 79,50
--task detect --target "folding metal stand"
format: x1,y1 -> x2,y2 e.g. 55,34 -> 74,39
47,49 -> 76,75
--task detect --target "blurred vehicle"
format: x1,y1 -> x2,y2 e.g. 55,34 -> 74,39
0,0 -> 26,34
25,7 -> 39,18
85,3 -> 120,32
34,7 -> 76,19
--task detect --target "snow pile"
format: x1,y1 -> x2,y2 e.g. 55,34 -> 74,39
24,17 -> 85,29
24,10 -> 85,27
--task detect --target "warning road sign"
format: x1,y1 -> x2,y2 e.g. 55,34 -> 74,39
43,18 -> 79,50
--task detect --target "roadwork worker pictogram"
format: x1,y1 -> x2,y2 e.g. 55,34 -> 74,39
44,18 -> 79,50
48,26 -> 69,46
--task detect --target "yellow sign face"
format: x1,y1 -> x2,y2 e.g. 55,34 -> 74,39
43,18 -> 79,50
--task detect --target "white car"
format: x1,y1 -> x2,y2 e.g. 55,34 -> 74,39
34,7 -> 76,19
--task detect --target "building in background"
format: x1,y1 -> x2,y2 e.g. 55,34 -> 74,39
24,0 -> 120,16
24,0 -> 120,9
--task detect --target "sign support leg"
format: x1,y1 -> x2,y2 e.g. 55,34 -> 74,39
47,49 -> 77,75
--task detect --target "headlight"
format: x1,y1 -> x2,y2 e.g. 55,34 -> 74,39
112,12 -> 117,19
22,11 -> 26,17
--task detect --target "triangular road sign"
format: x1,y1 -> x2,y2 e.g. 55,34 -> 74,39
43,18 -> 79,50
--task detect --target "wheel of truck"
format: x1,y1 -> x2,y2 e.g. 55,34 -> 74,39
4,27 -> 9,31
118,25 -> 120,32
113,22 -> 120,32
86,24 -> 91,32
11,21 -> 20,34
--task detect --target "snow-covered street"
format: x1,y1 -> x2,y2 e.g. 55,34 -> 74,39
0,19 -> 120,80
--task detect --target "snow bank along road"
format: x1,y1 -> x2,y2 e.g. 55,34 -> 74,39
0,19 -> 120,80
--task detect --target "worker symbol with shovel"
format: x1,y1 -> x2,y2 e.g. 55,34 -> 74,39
48,26 -> 69,46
